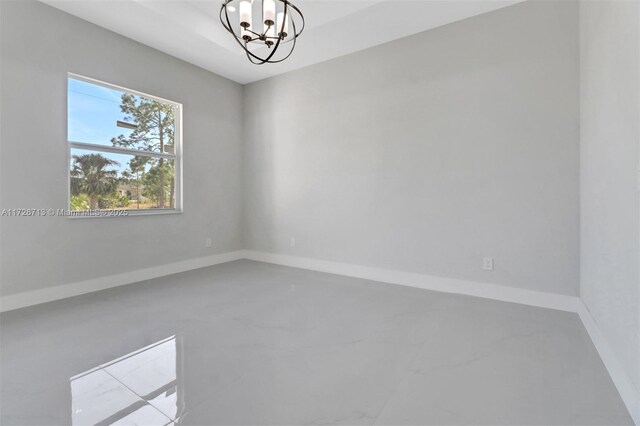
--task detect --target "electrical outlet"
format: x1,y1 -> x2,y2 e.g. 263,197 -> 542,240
290,237 -> 296,248
206,238 -> 212,248
483,257 -> 494,271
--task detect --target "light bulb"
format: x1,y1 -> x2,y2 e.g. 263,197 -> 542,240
263,0 -> 275,25
239,1 -> 251,28
277,11 -> 289,37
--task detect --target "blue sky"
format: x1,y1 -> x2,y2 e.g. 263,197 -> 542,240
68,77 -> 136,174
68,77 -> 132,145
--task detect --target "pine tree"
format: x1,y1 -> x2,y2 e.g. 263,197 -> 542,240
111,94 -> 175,208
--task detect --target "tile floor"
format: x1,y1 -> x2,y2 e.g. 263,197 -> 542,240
0,260 -> 633,425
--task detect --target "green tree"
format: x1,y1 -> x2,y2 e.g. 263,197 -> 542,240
111,94 -> 175,208
128,156 -> 148,209
70,154 -> 119,210
70,194 -> 90,211
142,162 -> 173,207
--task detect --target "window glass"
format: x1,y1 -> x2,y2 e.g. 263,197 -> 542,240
68,75 -> 181,215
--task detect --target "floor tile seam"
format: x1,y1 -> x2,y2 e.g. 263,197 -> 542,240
100,366 -> 175,422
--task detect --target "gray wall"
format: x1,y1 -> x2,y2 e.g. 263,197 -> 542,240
0,1 -> 244,297
579,0 -> 640,393
243,0 -> 580,296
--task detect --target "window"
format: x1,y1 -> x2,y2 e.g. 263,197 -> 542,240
67,74 -> 182,216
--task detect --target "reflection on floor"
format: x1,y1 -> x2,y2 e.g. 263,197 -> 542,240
0,260 -> 633,425
70,336 -> 179,425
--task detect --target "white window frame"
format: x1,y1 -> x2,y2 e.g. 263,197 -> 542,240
67,73 -> 183,218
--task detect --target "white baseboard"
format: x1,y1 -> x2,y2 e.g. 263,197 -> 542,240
243,250 -> 580,312
0,250 -> 244,313
243,250 -> 638,424
577,301 -> 640,425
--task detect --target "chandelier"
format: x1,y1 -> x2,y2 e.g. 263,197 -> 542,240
220,0 -> 305,65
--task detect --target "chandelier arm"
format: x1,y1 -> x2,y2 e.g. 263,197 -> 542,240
259,17 -> 297,63
249,36 -> 297,64
260,21 -> 272,38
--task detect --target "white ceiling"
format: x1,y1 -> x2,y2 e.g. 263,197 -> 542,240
41,0 -> 525,84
